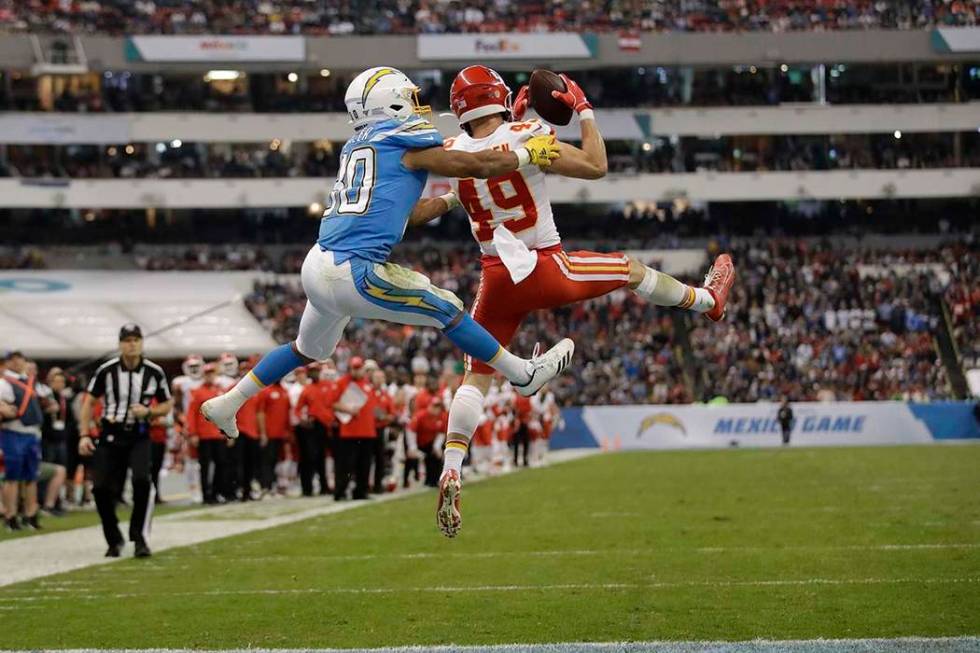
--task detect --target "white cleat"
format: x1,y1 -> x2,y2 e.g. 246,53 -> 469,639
512,338 -> 575,397
200,393 -> 240,440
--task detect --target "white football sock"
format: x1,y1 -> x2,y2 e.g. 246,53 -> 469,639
633,266 -> 715,313
442,384 -> 485,475
231,373 -> 263,403
488,349 -> 531,385
688,287 -> 716,313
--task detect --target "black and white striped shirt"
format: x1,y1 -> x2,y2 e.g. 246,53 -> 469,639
87,357 -> 171,426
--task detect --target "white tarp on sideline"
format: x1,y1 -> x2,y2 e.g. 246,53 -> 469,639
0,271 -> 275,359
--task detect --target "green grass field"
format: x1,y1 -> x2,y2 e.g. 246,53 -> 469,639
1,445 -> 978,649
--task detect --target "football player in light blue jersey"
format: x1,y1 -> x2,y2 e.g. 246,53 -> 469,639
202,68 -> 575,492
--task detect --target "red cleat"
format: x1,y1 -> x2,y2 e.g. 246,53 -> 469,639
703,253 -> 735,322
436,470 -> 462,538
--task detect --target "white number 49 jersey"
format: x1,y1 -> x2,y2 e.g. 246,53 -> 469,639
445,119 -> 561,258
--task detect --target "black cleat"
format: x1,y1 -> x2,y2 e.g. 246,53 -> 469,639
105,543 -> 123,557
5,517 -> 22,532
24,514 -> 42,530
134,539 -> 152,558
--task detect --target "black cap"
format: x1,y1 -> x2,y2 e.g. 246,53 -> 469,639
119,323 -> 143,340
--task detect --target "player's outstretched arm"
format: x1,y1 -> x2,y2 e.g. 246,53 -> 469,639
409,193 -> 458,227
546,74 -> 607,180
402,136 -> 560,179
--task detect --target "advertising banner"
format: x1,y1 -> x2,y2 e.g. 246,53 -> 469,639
932,27 -> 980,53
0,114 -> 129,145
550,401 -> 979,450
417,33 -> 594,60
125,36 -> 305,62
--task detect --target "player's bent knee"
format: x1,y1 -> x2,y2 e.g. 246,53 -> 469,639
293,337 -> 326,362
290,340 -> 317,364
626,256 -> 646,287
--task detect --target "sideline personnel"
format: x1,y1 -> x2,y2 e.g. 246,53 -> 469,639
79,324 -> 172,558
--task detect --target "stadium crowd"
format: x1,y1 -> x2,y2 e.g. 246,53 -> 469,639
3,132 -> 977,181
242,239 -> 973,405
1,0 -> 976,35
2,143 -> 339,180
690,240 -> 965,402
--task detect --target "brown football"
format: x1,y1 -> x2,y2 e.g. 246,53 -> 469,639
528,69 -> 573,126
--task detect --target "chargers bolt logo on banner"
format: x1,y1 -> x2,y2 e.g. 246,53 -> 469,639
636,412 -> 687,438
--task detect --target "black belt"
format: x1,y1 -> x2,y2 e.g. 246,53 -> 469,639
100,419 -> 148,441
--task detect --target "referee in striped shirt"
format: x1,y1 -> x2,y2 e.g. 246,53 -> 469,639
78,324 -> 172,558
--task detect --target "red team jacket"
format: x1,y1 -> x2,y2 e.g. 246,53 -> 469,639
186,383 -> 224,440
238,395 -> 260,440
373,387 -> 394,430
149,398 -> 168,444
331,375 -> 376,439
294,378 -> 338,428
409,407 -> 449,448
256,383 -> 292,440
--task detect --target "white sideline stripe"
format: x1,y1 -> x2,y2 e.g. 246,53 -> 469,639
140,542 -> 980,563
0,450 -> 598,588
4,639 -> 980,653
142,482 -> 156,542
1,576 -> 977,602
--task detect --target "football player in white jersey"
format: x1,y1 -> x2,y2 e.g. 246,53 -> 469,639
171,354 -> 204,418
216,352 -> 239,390
413,65 -> 737,537
171,354 -> 204,502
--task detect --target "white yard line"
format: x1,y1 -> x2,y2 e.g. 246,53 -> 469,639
128,542 -> 980,564
5,638 -> 980,652
0,450 -> 597,588
1,576 -> 977,602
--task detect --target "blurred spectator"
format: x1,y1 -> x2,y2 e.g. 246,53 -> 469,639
256,377 -> 293,496
186,363 -> 229,504
1,351 -> 45,531
406,394 -> 447,488
331,357 -> 376,501
41,367 -> 76,515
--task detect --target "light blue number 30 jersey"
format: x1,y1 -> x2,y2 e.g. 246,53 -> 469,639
317,116 -> 443,263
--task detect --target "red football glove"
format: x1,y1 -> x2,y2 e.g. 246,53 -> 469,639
512,84 -> 529,121
550,73 -> 593,114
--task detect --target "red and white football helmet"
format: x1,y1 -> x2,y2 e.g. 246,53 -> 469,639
450,65 -> 513,125
217,352 -> 239,378
181,354 -> 204,380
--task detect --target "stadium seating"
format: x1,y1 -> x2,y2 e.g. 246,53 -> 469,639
2,0 -> 976,35
225,238 -> 976,406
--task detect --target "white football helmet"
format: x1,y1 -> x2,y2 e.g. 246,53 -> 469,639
345,66 -> 430,129
218,352 -> 239,378
182,354 -> 204,380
